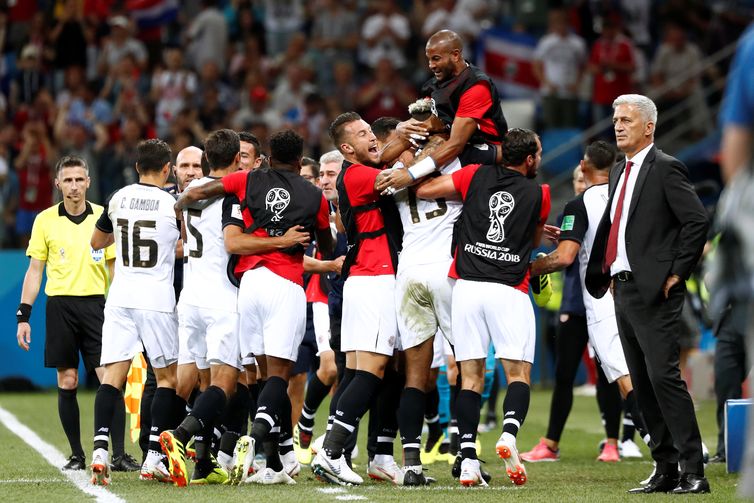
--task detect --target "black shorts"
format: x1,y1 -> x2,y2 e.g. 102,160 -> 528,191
45,296 -> 105,372
458,142 -> 498,166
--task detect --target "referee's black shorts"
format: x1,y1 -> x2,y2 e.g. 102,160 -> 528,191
45,295 -> 105,372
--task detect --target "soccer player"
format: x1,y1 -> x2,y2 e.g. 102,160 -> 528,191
173,129 -> 333,485
155,130 -> 245,486
89,139 -> 181,486
16,156 -> 137,472
371,117 -> 463,485
523,142 -> 651,463
417,128 -> 550,487
238,131 -> 263,171
310,112 -> 404,486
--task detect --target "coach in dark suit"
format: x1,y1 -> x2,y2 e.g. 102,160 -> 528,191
586,94 -> 710,494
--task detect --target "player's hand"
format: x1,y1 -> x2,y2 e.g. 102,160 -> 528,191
330,255 -> 345,275
17,322 -> 31,351
662,274 -> 682,299
280,225 -> 311,249
396,119 -> 429,143
543,224 -> 561,243
376,168 -> 413,195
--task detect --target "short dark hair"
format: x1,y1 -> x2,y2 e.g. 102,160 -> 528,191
204,129 -> 240,169
371,117 -> 400,142
269,129 -> 304,165
584,140 -> 617,171
136,139 -> 172,173
329,112 -> 362,150
55,155 -> 87,176
238,131 -> 261,157
301,156 -> 319,169
501,128 -> 539,167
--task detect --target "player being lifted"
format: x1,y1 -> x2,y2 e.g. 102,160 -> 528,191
89,139 -> 181,485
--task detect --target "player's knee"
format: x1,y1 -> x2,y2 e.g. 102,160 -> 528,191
57,368 -> 78,390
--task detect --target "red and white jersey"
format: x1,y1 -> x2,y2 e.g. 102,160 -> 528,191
103,183 -> 180,312
179,177 -> 239,313
395,158 -> 463,270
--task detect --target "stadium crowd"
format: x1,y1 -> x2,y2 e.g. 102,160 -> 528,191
0,0 -> 751,249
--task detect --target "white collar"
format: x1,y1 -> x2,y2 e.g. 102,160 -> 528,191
625,142 -> 654,169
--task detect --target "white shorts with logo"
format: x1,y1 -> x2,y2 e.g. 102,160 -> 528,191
341,275 -> 398,356
588,315 -> 630,383
177,303 -> 241,370
238,267 -> 306,362
452,279 -> 535,363
395,261 -> 455,351
101,306 -> 178,368
312,301 -> 332,355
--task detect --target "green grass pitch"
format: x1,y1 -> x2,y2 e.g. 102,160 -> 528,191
0,389 -> 742,502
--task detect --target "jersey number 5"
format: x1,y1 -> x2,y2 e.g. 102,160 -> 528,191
117,219 -> 158,268
186,209 -> 203,258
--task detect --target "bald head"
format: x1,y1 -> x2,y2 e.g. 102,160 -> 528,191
426,30 -> 466,82
174,146 -> 204,191
426,30 -> 463,54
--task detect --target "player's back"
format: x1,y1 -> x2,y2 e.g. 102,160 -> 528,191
180,177 -> 238,311
106,183 -> 180,312
395,158 -> 463,269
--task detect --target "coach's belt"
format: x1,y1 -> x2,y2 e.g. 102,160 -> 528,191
613,271 -> 633,282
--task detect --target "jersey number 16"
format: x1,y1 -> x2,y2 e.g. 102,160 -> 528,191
117,219 -> 157,268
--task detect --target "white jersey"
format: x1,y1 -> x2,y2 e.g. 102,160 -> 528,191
105,183 -> 180,312
395,158 -> 463,270
179,177 -> 239,312
566,184 -> 617,324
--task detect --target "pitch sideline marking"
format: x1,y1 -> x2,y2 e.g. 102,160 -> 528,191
0,405 -> 125,503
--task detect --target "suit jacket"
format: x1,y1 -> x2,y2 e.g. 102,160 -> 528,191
585,145 -> 709,305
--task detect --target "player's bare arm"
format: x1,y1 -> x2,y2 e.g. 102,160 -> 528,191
304,255 -> 344,274
174,179 -> 225,210
414,173 -> 457,200
91,228 -> 114,250
530,240 -> 581,277
16,258 -> 44,351
223,225 -> 311,255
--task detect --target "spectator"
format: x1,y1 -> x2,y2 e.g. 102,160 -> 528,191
421,0 -> 482,52
326,60 -> 358,118
49,0 -> 87,76
533,8 -> 587,129
262,0 -> 306,57
310,0 -> 359,94
650,22 -> 711,137
588,16 -> 636,131
14,118 -> 56,248
151,46 -> 198,138
186,0 -> 229,73
271,64 -> 316,127
97,16 -> 148,77
355,57 -> 417,125
360,0 -> 411,69
10,45 -> 47,110
98,118 -> 143,198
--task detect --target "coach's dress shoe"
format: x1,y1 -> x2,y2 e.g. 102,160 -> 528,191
628,472 -> 679,493
672,473 -> 710,494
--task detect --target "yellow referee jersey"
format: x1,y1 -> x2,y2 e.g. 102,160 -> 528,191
26,202 -> 116,297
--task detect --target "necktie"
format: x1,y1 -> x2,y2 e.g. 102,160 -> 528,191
604,161 -> 633,272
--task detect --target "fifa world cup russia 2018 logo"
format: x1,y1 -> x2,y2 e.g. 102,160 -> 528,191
486,191 -> 515,243
265,188 -> 291,222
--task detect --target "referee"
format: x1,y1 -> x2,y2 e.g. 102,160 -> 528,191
16,156 -> 138,472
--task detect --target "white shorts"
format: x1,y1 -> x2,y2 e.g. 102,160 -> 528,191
238,267 -> 306,362
312,301 -> 332,356
588,315 -> 630,383
396,261 -> 455,350
101,306 -> 178,368
452,279 -> 535,363
341,275 -> 398,356
431,330 -> 447,369
178,303 -> 241,370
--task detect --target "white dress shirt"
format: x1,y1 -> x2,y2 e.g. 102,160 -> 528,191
609,142 -> 654,276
